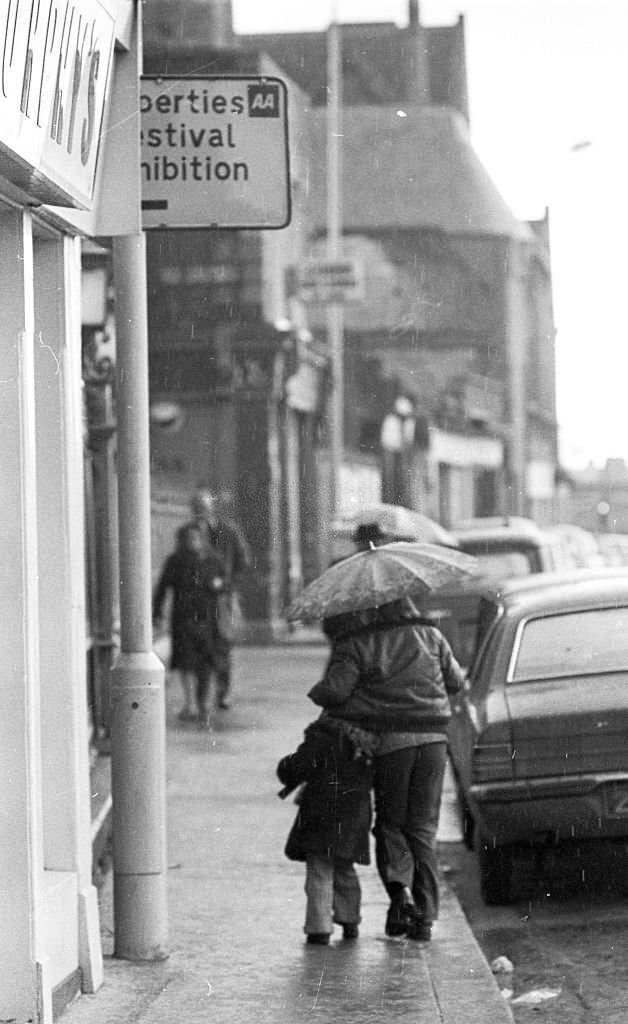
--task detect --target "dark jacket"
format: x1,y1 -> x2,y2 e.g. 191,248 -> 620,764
277,717 -> 372,864
152,548 -> 225,668
308,602 -> 465,733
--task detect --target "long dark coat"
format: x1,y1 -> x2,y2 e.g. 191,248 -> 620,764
152,548 -> 225,671
277,717 -> 372,865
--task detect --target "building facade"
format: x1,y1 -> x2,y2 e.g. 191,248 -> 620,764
0,2 -> 143,1019
143,0 -> 560,636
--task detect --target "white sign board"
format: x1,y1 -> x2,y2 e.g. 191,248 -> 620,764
0,0 -> 116,208
298,258 -> 364,303
140,76 -> 291,229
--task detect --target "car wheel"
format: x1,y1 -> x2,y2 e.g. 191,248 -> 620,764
478,841 -> 516,905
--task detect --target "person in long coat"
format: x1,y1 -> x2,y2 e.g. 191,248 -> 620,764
152,522 -> 226,724
308,597 -> 465,942
188,487 -> 251,708
277,714 -> 374,945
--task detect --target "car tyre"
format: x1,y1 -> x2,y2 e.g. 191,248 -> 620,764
478,841 -> 516,905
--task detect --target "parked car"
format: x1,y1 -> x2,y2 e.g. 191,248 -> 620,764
546,523 -> 605,568
448,570 -> 628,904
331,504 -> 457,563
597,532 -> 628,567
422,516 -> 575,667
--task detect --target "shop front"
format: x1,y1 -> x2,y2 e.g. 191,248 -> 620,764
0,2 -> 141,1019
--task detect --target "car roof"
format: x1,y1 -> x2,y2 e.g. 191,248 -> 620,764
453,517 -> 551,544
485,568 -> 628,615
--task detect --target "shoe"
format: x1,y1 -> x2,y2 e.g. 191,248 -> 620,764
341,923 -> 359,940
385,886 -> 416,937
177,708 -> 197,722
306,933 -> 330,945
217,698 -> 231,710
406,921 -> 432,942
198,709 -> 211,727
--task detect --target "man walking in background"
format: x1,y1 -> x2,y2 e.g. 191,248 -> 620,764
189,487 -> 251,709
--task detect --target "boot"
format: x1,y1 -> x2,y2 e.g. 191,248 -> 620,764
385,885 -> 416,937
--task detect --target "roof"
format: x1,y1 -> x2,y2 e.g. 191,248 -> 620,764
491,569 -> 628,615
302,105 -> 532,240
239,22 -> 468,118
453,517 -> 548,544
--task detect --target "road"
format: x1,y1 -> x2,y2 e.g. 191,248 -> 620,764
439,826 -> 628,1023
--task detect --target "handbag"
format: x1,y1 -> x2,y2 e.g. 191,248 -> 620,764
216,590 -> 245,643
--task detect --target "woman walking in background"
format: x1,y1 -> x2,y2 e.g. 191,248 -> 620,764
152,522 -> 226,725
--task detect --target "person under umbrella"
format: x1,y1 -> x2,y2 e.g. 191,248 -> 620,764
286,542 -> 473,941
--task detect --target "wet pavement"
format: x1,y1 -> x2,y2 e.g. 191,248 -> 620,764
63,643 -> 512,1024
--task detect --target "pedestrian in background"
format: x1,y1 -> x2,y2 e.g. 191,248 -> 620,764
152,522 -> 226,726
277,709 -> 375,946
189,487 -> 251,709
308,597 -> 465,942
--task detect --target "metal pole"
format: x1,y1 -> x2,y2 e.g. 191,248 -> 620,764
110,232 -> 168,960
327,15 -> 344,516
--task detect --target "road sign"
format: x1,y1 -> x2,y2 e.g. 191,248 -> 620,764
297,258 -> 364,303
140,76 -> 291,229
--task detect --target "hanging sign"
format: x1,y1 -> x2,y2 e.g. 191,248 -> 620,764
140,76 -> 291,230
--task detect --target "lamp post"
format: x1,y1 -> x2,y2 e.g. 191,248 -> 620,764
380,396 -> 416,506
327,7 -> 344,515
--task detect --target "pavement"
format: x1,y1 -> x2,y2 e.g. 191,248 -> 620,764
65,643 -> 513,1024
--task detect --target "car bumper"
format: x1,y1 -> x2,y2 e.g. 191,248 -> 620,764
470,772 -> 628,845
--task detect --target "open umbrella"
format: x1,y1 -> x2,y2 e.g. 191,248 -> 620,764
286,541 -> 477,621
349,503 -> 458,548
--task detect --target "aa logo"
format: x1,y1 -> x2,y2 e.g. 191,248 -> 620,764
247,83 -> 280,117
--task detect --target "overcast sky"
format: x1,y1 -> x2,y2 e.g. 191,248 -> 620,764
233,0 -> 628,469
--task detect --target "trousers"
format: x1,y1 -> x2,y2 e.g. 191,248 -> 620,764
373,741 -> 447,924
304,853 -> 361,935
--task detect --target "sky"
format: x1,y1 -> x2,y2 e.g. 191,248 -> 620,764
232,0 -> 628,470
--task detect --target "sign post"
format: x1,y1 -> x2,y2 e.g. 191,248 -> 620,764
140,76 -> 291,229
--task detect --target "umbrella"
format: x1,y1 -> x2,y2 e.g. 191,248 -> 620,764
286,541 -> 478,621
349,503 -> 459,548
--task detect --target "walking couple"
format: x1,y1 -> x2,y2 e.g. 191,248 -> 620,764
153,488 -> 250,722
277,597 -> 465,945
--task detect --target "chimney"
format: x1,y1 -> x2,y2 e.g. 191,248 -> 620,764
406,1 -> 429,105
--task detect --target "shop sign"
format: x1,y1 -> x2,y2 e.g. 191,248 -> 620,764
0,0 -> 116,208
140,76 -> 291,229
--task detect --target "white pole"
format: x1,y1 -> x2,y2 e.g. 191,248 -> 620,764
327,13 -> 344,516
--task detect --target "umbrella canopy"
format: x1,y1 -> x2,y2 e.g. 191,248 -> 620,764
286,541 -> 477,621
349,503 -> 458,548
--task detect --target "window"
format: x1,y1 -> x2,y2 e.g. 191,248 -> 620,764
511,606 -> 628,683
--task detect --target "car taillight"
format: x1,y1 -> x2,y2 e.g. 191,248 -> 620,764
472,727 -> 514,784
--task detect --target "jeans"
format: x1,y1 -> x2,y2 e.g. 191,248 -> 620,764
304,854 -> 361,935
373,742 -> 447,924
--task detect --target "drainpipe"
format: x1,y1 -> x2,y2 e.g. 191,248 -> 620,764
110,233 -> 168,960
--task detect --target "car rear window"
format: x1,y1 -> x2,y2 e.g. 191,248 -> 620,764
467,550 -> 533,578
511,606 -> 628,682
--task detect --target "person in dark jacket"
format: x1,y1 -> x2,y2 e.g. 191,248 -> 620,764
152,523 -> 226,725
189,488 -> 251,709
308,597 -> 465,942
277,714 -> 375,945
